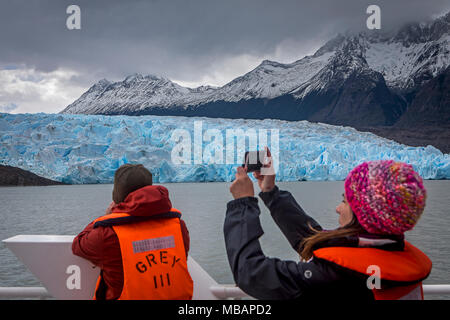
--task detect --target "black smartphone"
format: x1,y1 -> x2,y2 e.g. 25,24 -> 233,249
242,150 -> 266,172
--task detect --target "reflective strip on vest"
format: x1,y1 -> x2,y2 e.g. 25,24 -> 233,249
93,208 -> 193,300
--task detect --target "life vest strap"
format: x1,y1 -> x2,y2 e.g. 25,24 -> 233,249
93,211 -> 181,229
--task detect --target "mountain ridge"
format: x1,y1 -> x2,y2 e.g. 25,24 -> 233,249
61,12 -> 450,134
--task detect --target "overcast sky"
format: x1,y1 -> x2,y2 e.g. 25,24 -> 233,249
0,0 -> 449,113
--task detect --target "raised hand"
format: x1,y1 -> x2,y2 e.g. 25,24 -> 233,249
253,146 -> 276,193
229,166 -> 255,200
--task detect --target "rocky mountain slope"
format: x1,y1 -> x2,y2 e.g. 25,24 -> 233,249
0,165 -> 66,186
61,12 -> 450,149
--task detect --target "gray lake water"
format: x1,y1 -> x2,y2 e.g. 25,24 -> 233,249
0,181 -> 449,299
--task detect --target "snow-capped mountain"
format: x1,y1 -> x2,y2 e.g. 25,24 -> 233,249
61,11 -> 450,127
61,51 -> 334,114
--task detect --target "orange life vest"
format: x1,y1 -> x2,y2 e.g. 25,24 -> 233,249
313,241 -> 432,300
92,208 -> 193,300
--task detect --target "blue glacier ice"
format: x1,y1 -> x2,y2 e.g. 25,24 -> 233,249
0,112 -> 449,184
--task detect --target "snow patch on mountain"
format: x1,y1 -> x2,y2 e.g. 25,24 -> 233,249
365,33 -> 450,88
61,12 -> 450,115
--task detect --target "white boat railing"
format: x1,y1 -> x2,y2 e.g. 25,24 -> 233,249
1,235 -> 450,300
1,284 -> 450,299
422,285 -> 450,295
0,287 -> 52,299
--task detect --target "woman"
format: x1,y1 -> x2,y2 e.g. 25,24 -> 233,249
224,156 -> 431,300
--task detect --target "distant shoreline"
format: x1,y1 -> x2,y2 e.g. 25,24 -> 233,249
0,165 -> 66,186
0,165 -> 447,188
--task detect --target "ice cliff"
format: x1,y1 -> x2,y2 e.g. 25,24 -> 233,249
0,113 -> 449,184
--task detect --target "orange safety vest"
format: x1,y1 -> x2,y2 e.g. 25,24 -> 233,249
313,241 -> 432,300
92,208 -> 193,300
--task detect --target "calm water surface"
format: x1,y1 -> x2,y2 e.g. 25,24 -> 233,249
0,181 -> 449,299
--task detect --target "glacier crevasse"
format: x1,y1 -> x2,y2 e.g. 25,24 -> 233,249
0,113 -> 449,184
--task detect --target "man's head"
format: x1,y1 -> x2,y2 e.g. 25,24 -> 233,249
112,164 -> 153,204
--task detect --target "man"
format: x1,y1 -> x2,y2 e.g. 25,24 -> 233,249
72,164 -> 193,300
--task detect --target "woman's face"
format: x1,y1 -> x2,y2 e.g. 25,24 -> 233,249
336,193 -> 353,227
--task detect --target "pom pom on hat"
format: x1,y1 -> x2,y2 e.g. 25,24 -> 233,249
344,160 -> 426,235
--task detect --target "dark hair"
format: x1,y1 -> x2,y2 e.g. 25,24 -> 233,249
112,164 -> 153,204
299,214 -> 366,261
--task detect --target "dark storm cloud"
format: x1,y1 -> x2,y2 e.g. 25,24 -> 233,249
1,0 -> 449,87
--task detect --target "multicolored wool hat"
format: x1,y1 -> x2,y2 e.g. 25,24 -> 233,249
344,160 -> 427,235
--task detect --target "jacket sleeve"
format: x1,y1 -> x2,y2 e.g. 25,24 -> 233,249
180,219 -> 190,258
72,221 -> 107,268
259,186 -> 322,251
223,196 -> 348,300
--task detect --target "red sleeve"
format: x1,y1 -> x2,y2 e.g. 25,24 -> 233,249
72,221 -> 107,268
72,221 -> 123,300
180,219 -> 190,258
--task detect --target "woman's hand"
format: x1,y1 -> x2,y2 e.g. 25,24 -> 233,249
253,147 -> 276,193
229,166 -> 255,200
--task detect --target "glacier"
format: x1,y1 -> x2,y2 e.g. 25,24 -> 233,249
0,112 -> 449,184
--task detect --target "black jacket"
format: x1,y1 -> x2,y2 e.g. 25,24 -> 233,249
223,185 -> 404,300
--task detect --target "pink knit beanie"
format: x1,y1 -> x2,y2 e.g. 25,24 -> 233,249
344,160 -> 427,235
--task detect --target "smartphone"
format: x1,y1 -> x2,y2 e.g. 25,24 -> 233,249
242,150 -> 266,172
